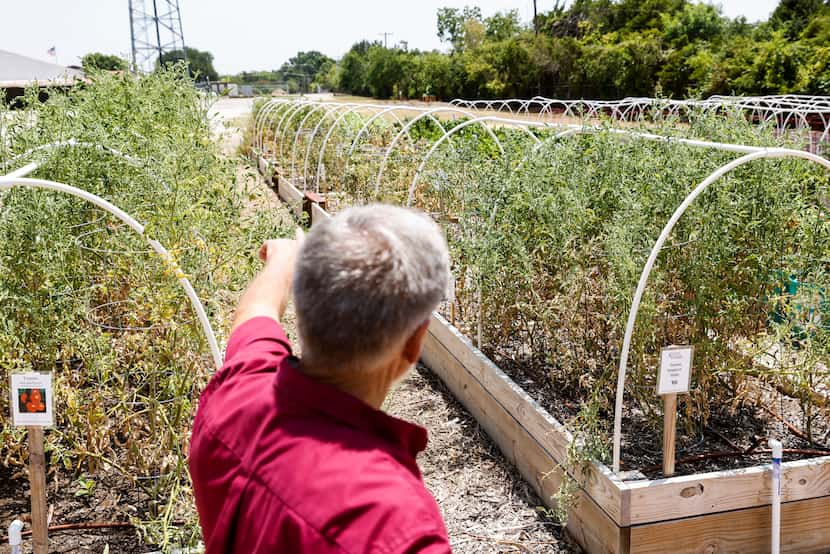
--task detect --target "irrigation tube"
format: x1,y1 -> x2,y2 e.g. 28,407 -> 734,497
0,176 -> 223,370
611,149 -> 830,473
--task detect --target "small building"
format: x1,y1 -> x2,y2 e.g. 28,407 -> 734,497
0,49 -> 84,102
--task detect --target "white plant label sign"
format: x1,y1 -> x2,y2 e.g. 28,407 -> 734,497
10,372 -> 54,427
657,346 -> 693,395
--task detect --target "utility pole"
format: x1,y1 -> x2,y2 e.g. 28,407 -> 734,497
378,32 -> 393,48
533,0 -> 539,36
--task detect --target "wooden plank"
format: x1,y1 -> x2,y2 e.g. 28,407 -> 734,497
310,202 -> 330,225
629,494 -> 830,554
425,313 -> 629,526
257,155 -> 269,175
566,492 -> 631,554
421,329 -> 628,554
626,454 -> 830,525
662,393 -> 678,477
276,178 -> 304,217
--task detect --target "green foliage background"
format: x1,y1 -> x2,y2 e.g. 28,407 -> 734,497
326,0 -> 830,99
255,100 -> 830,466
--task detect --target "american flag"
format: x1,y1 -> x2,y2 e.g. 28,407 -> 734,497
46,46 -> 56,57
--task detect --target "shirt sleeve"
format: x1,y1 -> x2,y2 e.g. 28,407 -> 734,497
197,316 -> 292,410
224,316 -> 292,366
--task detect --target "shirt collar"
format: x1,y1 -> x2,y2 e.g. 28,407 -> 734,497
274,357 -> 428,458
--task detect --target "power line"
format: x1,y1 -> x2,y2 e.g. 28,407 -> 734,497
378,32 -> 393,48
533,0 -> 539,35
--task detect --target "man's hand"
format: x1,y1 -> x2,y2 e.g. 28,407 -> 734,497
231,228 -> 305,333
259,227 -> 305,264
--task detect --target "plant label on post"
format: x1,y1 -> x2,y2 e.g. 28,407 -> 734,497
9,372 -> 53,554
657,346 -> 693,395
10,372 -> 54,427
656,346 -> 693,477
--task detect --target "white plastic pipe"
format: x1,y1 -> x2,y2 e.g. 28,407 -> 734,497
7,519 -> 23,554
3,162 -> 39,179
0,177 -> 222,370
2,139 -> 172,192
770,438 -> 783,554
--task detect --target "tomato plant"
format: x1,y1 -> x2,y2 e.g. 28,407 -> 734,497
1,69 -> 291,550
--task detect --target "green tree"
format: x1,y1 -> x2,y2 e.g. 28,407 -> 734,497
437,6 -> 483,51
772,0 -> 828,38
160,47 -> 219,81
663,3 -> 727,47
609,0 -> 685,33
339,41 -> 374,95
81,52 -> 127,72
365,46 -> 405,98
485,10 -> 523,41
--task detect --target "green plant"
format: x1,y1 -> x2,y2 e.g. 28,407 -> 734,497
1,68 -> 292,551
253,99 -> 830,476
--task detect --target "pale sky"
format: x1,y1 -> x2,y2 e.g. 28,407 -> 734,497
2,1 -> 781,75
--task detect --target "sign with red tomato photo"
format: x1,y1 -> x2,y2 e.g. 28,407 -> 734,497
10,373 -> 53,427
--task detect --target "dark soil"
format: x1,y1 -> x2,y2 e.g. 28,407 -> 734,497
493,349 -> 830,479
0,467 -> 149,553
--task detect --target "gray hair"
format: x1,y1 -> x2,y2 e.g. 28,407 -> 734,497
293,204 -> 449,371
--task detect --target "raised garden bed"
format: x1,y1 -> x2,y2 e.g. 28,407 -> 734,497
262,158 -> 830,554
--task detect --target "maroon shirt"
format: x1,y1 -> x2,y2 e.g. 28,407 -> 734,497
189,317 -> 451,553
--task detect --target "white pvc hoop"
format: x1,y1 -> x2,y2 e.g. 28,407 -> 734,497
2,139 -> 173,191
0,176 -> 223,370
374,107 -> 474,195
405,116 -> 541,206
610,148 -> 830,472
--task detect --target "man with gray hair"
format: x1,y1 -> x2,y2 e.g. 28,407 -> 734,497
190,204 -> 453,553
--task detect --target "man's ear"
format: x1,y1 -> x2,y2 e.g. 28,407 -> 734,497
402,320 -> 430,365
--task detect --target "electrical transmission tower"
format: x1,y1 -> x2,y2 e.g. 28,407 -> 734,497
128,0 -> 186,73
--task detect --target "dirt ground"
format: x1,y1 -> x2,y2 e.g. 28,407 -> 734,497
386,367 -> 577,553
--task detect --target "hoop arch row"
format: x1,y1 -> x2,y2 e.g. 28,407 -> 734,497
313,103 -> 393,192
346,106 -> 451,160
289,102 -> 342,176
374,107 -> 485,195
611,148 -> 830,473
405,116 -> 542,206
312,103 -> 444,192
253,99 -> 293,155
0,176 -> 223,370
301,103 -> 362,185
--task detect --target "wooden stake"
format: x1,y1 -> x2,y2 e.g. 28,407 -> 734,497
662,393 -> 678,477
27,426 -> 48,554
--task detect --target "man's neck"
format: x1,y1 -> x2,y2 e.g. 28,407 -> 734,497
299,360 -> 400,410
